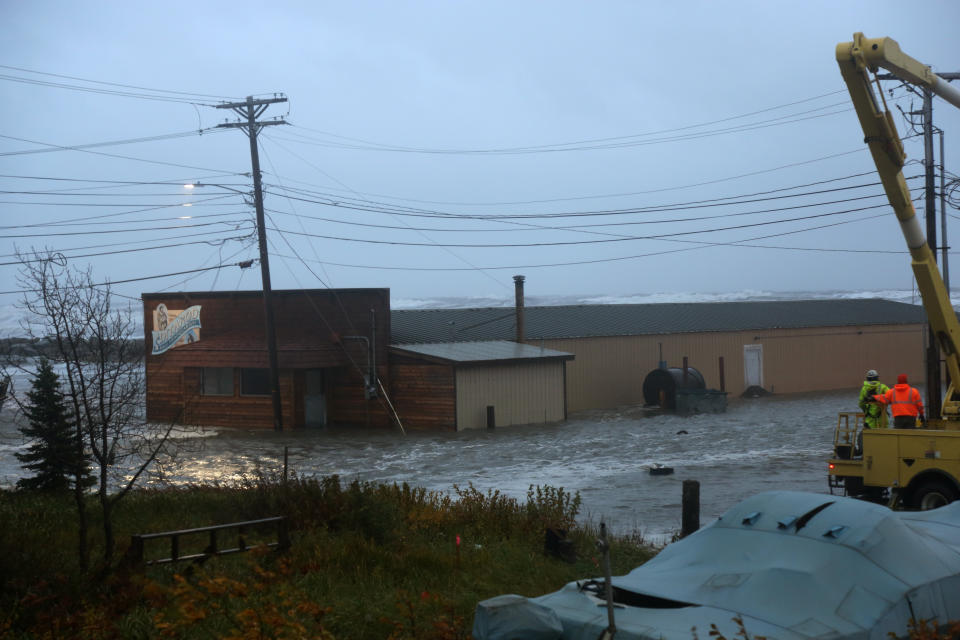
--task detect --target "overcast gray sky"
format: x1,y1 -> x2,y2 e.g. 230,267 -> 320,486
2,1 -> 959,305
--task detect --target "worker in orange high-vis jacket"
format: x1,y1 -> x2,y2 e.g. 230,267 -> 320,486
873,373 -> 925,428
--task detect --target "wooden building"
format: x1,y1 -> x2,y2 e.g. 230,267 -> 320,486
390,299 -> 927,413
143,289 -> 391,429
389,341 -> 573,431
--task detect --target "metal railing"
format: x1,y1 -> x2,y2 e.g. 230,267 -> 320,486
833,412 -> 864,459
128,516 -> 290,566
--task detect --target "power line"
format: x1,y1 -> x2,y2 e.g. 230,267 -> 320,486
0,193 -> 239,221
0,195 -> 241,229
0,190 -> 235,197
262,190 -> 894,234
273,207 -> 912,272
258,142 -> 336,289
0,172 -> 248,192
0,210 -> 250,230
0,260 -> 258,296
154,245 -> 255,293
263,176 -> 921,222
285,89 -> 851,154
260,141 -> 405,388
0,64 -> 240,101
265,201 -> 898,248
0,73 -> 224,106
0,227 -> 252,259
264,169 -> 887,212
0,133 -> 240,173
4,219 -> 250,238
259,136 -> 508,292
0,128 -> 222,157
267,174 -> 902,215
262,132 -> 905,208
281,103 -> 854,155
0,233 -> 248,266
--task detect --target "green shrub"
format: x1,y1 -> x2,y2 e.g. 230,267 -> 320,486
0,476 -> 651,640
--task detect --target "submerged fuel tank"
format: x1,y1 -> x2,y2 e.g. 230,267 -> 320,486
642,367 -> 705,410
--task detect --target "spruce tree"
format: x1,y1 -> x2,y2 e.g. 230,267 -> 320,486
15,358 -> 92,491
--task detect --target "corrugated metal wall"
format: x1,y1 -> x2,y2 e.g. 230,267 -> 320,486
455,361 -> 566,430
537,323 -> 924,412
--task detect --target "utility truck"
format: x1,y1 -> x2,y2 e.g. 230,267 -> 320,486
828,34 -> 960,509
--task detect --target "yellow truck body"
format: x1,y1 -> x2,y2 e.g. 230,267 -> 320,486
829,414 -> 960,507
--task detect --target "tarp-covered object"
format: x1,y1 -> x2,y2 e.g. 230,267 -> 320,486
473,491 -> 960,640
472,595 -> 563,639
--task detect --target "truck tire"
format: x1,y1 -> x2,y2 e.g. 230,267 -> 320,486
908,479 -> 958,510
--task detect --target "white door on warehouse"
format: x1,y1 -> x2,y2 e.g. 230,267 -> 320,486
744,344 -> 763,389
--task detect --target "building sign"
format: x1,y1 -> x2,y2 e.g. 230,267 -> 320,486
152,304 -> 202,355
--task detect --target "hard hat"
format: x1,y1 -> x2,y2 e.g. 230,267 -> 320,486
866,369 -> 878,380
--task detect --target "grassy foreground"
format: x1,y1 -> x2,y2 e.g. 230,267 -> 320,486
0,475 -> 656,639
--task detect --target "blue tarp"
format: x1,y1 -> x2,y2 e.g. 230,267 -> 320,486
474,491 -> 960,640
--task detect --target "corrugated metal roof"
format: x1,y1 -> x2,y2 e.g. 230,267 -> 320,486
391,299 -> 925,344
390,340 -> 574,364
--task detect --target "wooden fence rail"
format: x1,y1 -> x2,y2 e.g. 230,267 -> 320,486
128,516 -> 290,566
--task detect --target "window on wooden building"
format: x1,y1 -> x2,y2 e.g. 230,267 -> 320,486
201,367 -> 234,396
240,368 -> 271,396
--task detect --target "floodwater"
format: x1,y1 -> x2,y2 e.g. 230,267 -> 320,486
0,389 -> 854,540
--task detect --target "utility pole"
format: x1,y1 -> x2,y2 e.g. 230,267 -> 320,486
922,88 -> 942,419
885,72 -> 960,417
216,96 -> 288,431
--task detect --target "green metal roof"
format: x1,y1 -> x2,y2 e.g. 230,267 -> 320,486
390,299 -> 926,344
390,340 -> 574,364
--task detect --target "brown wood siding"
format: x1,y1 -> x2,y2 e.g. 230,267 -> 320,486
536,323 -> 925,412
326,365 -> 390,428
145,366 -> 184,423
173,367 -> 299,429
389,363 -> 456,431
143,289 -> 390,429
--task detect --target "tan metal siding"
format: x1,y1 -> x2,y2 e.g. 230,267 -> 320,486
535,323 -> 924,412
455,361 -> 566,430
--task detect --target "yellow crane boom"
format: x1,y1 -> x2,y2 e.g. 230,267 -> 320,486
836,33 -> 960,419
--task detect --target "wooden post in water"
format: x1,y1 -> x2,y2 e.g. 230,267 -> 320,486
718,356 -> 726,392
487,405 -> 496,429
681,479 -> 700,538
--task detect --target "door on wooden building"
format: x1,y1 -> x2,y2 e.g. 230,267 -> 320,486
743,344 -> 763,390
304,368 -> 326,427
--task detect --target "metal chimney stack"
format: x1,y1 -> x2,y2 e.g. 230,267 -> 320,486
514,275 -> 525,343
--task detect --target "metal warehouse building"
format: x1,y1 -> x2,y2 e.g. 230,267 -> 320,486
391,298 -> 927,413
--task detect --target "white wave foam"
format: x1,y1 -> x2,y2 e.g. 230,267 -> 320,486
392,289 -> 937,310
148,424 -> 225,440
391,296 -> 515,309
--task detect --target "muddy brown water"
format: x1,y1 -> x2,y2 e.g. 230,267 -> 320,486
0,390 -> 855,540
